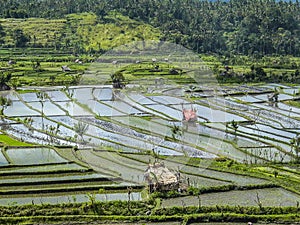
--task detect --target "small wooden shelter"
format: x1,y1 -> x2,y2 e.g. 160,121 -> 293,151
144,162 -> 179,193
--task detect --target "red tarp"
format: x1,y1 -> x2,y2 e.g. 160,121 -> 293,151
183,109 -> 197,121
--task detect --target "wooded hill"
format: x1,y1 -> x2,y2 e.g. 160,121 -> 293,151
0,0 -> 300,56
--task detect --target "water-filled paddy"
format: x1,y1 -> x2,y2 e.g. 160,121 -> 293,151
254,93 -> 294,101
55,101 -> 93,116
0,151 -> 8,165
87,99 -> 126,116
0,192 -> 141,205
0,163 -> 88,174
46,90 -> 70,101
93,88 -> 113,101
5,147 -> 68,165
5,101 -> 40,117
27,101 -> 66,116
19,92 -> 41,102
0,84 -> 299,211
162,188 -> 300,207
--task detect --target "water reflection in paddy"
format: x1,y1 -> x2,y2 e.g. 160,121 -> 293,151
5,101 -> 39,117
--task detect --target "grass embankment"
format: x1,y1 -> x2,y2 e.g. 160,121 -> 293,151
285,100 -> 300,108
0,134 -> 32,147
0,200 -> 299,224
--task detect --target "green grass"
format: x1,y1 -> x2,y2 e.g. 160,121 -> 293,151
285,100 -> 300,108
0,134 -> 32,147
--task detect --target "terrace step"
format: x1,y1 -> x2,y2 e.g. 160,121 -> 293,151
0,183 -> 144,195
0,168 -> 93,176
0,162 -> 91,174
0,176 -> 122,187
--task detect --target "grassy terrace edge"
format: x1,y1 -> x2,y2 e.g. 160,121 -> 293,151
0,201 -> 299,224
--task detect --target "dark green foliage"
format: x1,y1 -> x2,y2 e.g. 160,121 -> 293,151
151,190 -> 182,199
216,63 -> 299,83
0,96 -> 12,116
12,29 -> 30,47
0,24 -> 5,44
1,0 -> 300,56
0,71 -> 11,91
230,120 -> 239,134
0,200 -> 298,223
111,71 -> 125,89
150,183 -> 279,200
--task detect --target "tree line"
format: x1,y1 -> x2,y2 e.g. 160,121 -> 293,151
1,0 -> 300,56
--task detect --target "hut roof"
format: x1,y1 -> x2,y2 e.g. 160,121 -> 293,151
144,162 -> 178,185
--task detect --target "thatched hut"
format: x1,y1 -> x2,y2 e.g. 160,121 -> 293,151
144,162 -> 179,193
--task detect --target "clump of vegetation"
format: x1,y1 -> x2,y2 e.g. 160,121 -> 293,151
0,96 -> 11,117
0,71 -> 12,91
111,71 -> 125,89
74,121 -> 89,142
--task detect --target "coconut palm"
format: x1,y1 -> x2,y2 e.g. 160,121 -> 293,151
171,123 -> 182,140
74,121 -> 89,142
36,91 -> 47,130
231,120 -> 239,135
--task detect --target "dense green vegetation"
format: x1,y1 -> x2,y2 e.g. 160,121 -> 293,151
0,12 -> 160,53
1,0 -> 300,56
0,134 -> 32,146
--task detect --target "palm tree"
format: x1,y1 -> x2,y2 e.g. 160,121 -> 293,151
231,120 -> 239,136
171,123 -> 182,140
36,91 -> 47,130
74,121 -> 89,142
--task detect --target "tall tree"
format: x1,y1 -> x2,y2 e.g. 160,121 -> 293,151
12,29 -> 30,47
0,72 -> 12,91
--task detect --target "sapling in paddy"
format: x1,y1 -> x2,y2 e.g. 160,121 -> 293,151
74,121 -> 89,142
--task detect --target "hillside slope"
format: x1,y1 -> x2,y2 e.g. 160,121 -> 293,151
0,12 -> 161,52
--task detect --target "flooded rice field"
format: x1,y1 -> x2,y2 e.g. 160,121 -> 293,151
1,84 -> 300,163
0,83 -> 299,206
161,188 -> 300,207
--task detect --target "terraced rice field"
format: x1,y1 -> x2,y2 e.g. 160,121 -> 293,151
0,83 -> 300,208
161,187 -> 300,207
